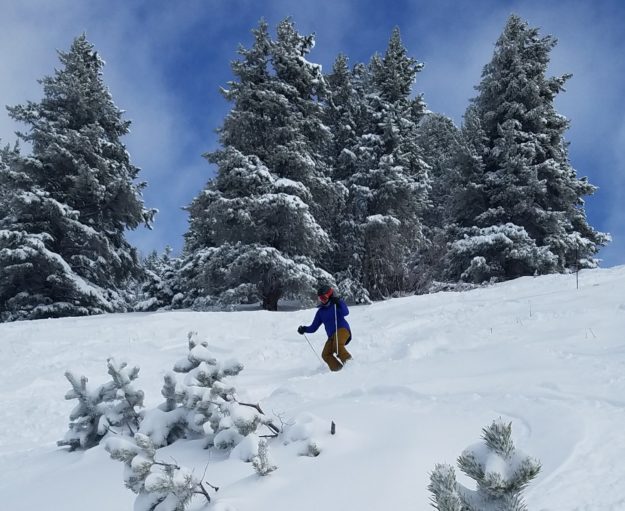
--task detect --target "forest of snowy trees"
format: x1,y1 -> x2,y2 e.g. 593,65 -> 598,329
0,15 -> 609,321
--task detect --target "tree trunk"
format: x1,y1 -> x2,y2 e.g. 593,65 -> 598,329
262,289 -> 281,311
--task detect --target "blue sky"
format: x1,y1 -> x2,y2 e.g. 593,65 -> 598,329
1,0 -> 624,267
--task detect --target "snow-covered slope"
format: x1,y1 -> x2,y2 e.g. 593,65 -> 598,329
2,267 -> 625,510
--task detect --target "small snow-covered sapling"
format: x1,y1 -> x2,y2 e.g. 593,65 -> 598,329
429,419 -> 541,511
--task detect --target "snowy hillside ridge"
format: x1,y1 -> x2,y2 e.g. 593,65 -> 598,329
1,266 -> 625,510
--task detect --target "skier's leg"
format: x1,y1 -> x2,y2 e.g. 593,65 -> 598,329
322,338 -> 343,371
335,328 -> 352,365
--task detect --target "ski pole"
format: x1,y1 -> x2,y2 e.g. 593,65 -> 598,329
334,301 -> 342,367
303,333 -> 323,365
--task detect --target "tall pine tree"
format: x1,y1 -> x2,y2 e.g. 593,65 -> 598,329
183,19 -> 334,310
323,55 -> 371,302
0,35 -> 155,321
345,28 -> 430,299
413,113 -> 462,290
445,15 -> 608,283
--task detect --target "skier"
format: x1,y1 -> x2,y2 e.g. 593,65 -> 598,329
297,285 -> 352,371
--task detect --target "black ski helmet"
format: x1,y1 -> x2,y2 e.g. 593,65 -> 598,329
317,284 -> 333,303
317,284 -> 332,297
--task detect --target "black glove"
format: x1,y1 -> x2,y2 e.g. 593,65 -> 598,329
330,296 -> 340,305
297,325 -> 306,335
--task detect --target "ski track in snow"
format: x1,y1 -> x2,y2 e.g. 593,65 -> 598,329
1,267 -> 625,510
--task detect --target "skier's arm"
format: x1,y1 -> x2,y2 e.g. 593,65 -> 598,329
304,310 -> 322,333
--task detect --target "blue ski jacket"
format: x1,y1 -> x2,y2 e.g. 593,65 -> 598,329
303,299 -> 351,338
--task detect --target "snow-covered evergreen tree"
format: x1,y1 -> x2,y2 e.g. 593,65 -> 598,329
446,15 -> 608,283
183,19 -> 336,310
0,34 -> 155,321
57,371 -> 108,450
139,333 -> 278,453
0,144 -> 121,320
58,358 -> 144,449
438,105 -> 535,285
251,438 -> 277,476
447,105 -> 490,232
344,28 -> 430,299
323,56 -> 371,303
324,54 -> 370,184
0,142 -> 13,215
413,114 -> 463,290
104,357 -> 144,436
416,114 -> 462,232
135,247 -> 183,311
446,224 -> 558,283
105,433 -> 214,511
429,420 -> 541,511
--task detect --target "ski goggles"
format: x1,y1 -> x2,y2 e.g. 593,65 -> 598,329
318,289 -> 333,303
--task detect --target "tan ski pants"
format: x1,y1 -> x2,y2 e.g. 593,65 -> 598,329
322,327 -> 352,371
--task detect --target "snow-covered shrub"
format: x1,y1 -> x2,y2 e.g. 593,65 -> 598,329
57,372 -> 107,450
296,440 -> 321,458
105,433 -> 215,510
139,333 -> 278,452
104,358 -> 145,435
281,412 -> 327,457
58,358 -> 144,450
138,389 -> 188,448
429,420 -> 541,511
251,438 -> 277,476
